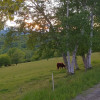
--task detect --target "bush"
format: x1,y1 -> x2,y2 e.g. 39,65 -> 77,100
31,54 -> 40,61
0,54 -> 11,67
8,48 -> 25,65
24,50 -> 33,62
0,57 -> 4,67
31,50 -> 40,61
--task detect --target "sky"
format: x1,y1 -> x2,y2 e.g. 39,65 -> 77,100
5,0 -> 59,28
6,20 -> 17,27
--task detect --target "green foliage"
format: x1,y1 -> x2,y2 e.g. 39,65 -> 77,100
8,48 -> 25,64
0,0 -> 23,30
0,33 -> 29,53
77,35 -> 91,56
24,49 -> 33,62
31,54 -> 40,61
0,54 -> 11,67
0,0 -> 100,61
92,31 -> 100,52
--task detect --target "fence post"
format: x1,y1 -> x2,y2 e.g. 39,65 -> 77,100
52,72 -> 54,91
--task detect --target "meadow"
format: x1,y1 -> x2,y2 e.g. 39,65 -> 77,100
0,52 -> 100,100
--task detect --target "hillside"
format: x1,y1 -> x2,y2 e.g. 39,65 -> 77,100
0,52 -> 100,100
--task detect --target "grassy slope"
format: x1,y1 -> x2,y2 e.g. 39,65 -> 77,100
0,53 -> 100,100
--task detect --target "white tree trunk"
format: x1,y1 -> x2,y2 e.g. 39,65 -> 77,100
66,0 -> 72,74
88,48 -> 92,68
67,47 -> 77,74
66,0 -> 69,17
87,10 -> 93,69
67,51 -> 71,73
71,46 -> 77,74
66,0 -> 75,74
71,52 -> 75,74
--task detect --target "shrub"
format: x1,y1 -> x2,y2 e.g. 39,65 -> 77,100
0,54 -> 11,67
8,48 -> 25,65
0,57 -> 4,67
31,54 -> 40,61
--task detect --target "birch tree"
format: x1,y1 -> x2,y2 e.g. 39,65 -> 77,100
80,0 -> 100,70
1,0 -> 100,74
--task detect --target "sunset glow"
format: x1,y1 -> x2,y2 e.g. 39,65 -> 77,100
35,25 -> 40,30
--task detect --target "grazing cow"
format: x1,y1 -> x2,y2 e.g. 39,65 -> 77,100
57,63 -> 66,69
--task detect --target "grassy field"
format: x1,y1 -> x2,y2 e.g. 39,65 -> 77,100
0,53 -> 100,100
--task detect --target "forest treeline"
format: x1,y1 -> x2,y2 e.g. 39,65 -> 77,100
0,33 -> 60,67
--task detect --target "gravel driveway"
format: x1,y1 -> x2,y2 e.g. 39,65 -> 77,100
73,83 -> 100,100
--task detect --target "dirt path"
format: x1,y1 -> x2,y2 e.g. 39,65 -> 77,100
73,83 -> 100,100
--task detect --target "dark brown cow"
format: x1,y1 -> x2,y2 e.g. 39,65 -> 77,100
57,63 -> 66,69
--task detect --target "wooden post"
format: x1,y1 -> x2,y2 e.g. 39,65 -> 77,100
52,72 -> 54,91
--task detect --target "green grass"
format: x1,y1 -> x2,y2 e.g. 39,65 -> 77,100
0,53 -> 100,100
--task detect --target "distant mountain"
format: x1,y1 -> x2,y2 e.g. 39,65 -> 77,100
0,30 -> 9,35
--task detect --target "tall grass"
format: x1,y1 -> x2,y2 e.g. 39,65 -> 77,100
0,52 -> 100,100
19,64 -> 100,100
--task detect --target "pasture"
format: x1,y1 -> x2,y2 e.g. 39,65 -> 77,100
0,53 -> 100,100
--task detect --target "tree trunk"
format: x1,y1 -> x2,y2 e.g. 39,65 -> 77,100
70,52 -> 75,74
81,0 -> 93,70
82,55 -> 87,71
88,48 -> 92,69
70,46 -> 77,74
87,10 -> 93,69
66,0 -> 76,75
62,53 -> 68,71
66,0 -> 69,17
67,51 -> 71,73
75,56 -> 79,70
86,52 -> 89,69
